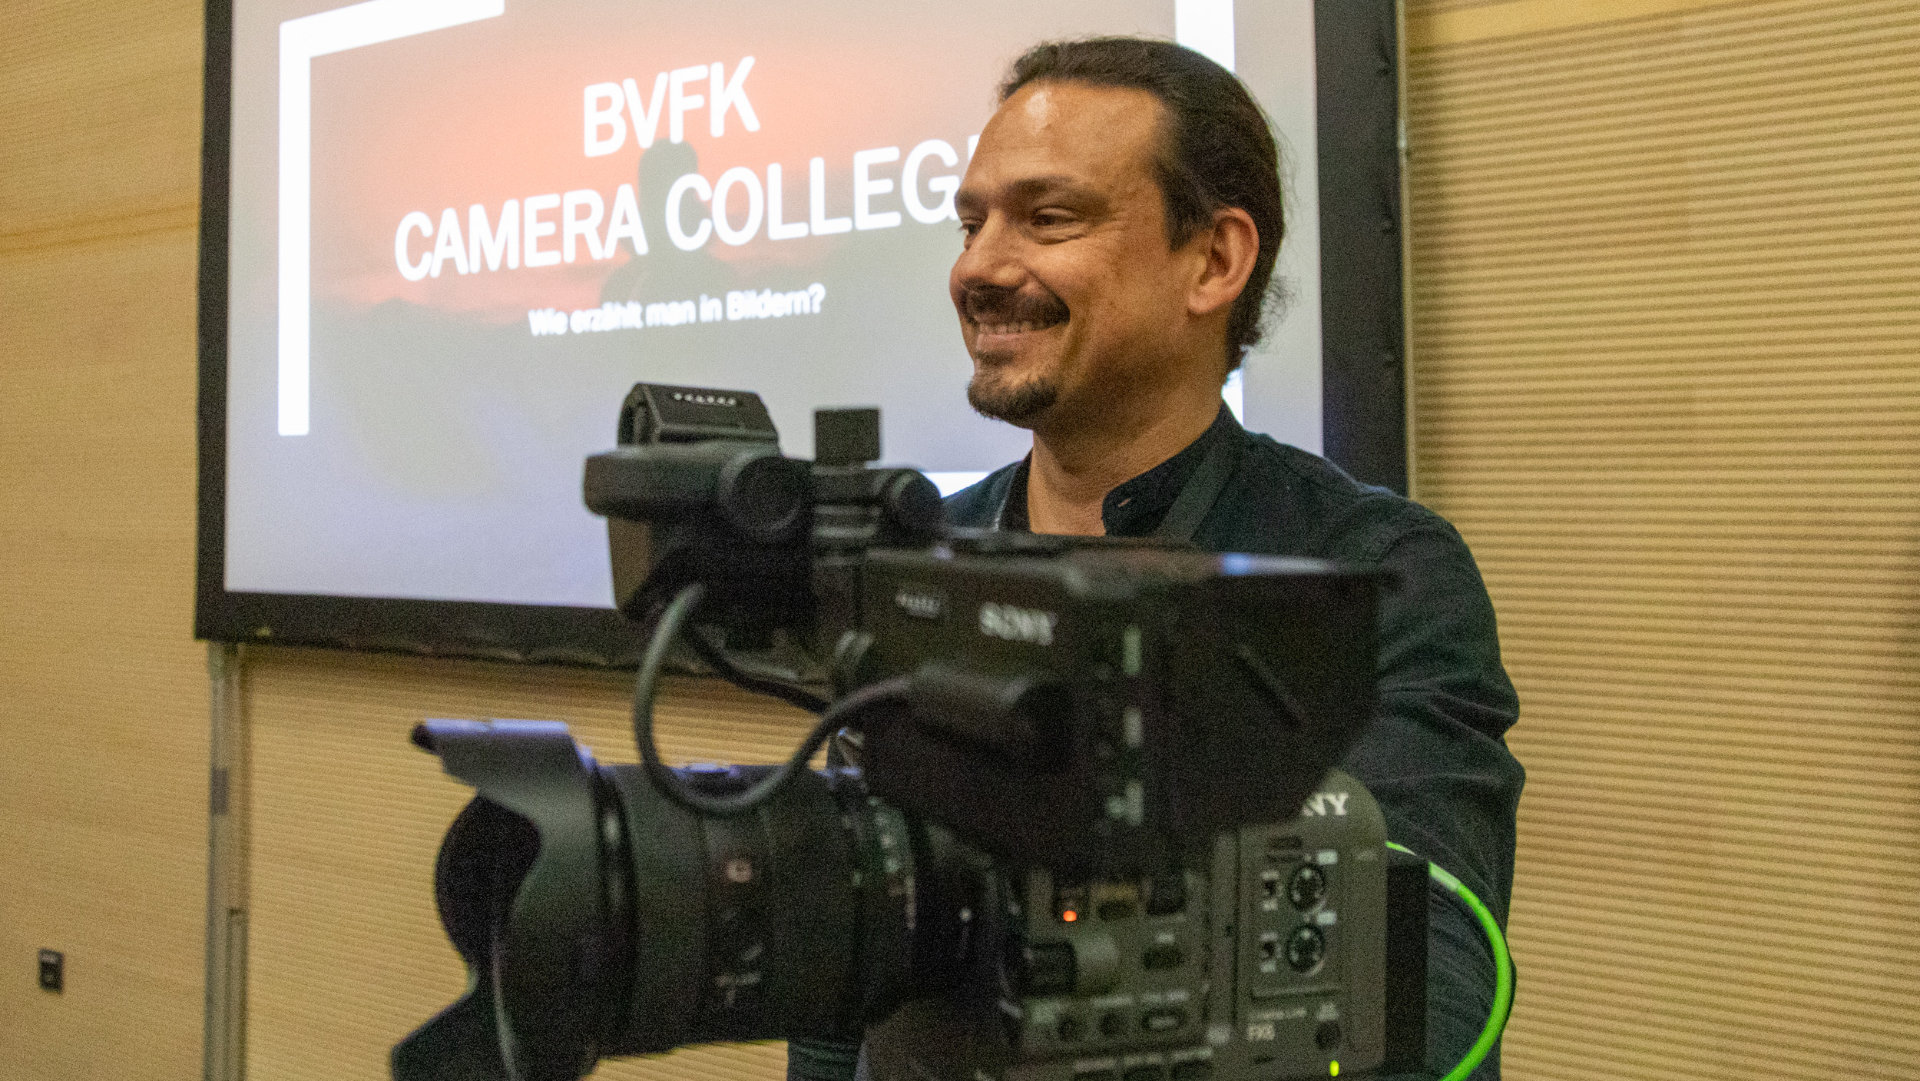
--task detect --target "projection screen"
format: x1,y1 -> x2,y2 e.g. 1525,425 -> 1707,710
196,0 -> 1407,663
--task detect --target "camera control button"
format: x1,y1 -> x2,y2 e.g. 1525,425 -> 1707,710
1146,873 -> 1186,915
1142,1007 -> 1188,1033
1288,865 -> 1328,910
1022,942 -> 1076,996
1099,1011 -> 1129,1038
1285,926 -> 1326,973
1315,1021 -> 1343,1050
1142,944 -> 1185,970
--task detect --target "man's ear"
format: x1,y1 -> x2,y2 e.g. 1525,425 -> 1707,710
1186,207 -> 1260,320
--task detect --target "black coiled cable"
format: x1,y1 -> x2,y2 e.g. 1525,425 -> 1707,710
632,582 -> 908,816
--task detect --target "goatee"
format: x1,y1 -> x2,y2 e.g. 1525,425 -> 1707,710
967,370 -> 1058,426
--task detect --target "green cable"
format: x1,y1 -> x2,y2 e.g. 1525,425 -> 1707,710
1385,841 -> 1514,1081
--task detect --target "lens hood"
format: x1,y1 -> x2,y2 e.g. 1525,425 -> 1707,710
393,720 -> 627,1081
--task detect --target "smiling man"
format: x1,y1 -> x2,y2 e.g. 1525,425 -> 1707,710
792,37 -> 1523,1081
949,45 -> 1270,536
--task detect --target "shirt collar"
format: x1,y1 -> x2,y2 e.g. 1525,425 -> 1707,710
996,404 -> 1241,536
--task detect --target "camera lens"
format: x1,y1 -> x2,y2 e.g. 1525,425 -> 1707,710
605,763 -> 913,1048
398,721 -> 936,1081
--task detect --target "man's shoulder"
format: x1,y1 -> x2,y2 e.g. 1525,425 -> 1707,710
941,460 -> 1023,528
1223,432 -> 1451,561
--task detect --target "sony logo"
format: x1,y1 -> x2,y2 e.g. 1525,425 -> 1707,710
978,601 -> 1057,646
671,391 -> 738,407
1299,791 -> 1350,817
893,588 -> 946,621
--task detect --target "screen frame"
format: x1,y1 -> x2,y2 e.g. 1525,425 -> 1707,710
194,0 -> 1407,664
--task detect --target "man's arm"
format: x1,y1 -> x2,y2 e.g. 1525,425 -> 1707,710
1338,513 -> 1525,1080
788,1037 -> 863,1081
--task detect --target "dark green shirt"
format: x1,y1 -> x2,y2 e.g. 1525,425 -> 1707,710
794,407 -> 1523,1081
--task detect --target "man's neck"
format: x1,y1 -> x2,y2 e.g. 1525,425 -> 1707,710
1025,380 -> 1224,535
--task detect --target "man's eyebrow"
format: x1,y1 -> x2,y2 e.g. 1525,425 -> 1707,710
1004,175 -> 1091,200
956,174 -> 1099,213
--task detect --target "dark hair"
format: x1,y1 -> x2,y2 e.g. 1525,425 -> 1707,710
1001,38 -> 1284,369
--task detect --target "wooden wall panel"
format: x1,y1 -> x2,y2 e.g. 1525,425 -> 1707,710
0,2 -> 210,1078
1404,1 -> 1920,1078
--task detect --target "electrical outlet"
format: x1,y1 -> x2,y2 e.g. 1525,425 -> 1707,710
38,950 -> 63,993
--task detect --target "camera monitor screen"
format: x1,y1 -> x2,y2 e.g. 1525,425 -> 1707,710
197,0 -> 1406,660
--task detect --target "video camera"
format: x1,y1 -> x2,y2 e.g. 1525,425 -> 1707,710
392,384 -> 1432,1081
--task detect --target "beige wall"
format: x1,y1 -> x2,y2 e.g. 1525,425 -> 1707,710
2,1 -> 1916,1079
0,1 -> 210,1077
1405,0 -> 1920,1078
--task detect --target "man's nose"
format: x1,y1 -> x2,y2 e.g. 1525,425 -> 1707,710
952,217 -> 1027,291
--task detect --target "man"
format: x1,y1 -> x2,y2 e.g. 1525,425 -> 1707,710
795,37 -> 1522,1081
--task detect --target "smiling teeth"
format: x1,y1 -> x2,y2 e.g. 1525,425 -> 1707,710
976,321 -> 1051,335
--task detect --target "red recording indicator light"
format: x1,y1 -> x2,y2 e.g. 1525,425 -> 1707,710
1054,882 -> 1089,923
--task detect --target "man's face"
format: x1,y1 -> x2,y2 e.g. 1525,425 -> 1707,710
951,81 -> 1205,429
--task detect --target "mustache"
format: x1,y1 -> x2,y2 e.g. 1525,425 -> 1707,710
959,283 -> 1069,326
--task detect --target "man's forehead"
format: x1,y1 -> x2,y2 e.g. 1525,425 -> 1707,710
968,80 -> 1165,188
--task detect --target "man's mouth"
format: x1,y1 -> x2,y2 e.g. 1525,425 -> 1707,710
960,285 -> 1069,347
971,317 -> 1064,337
